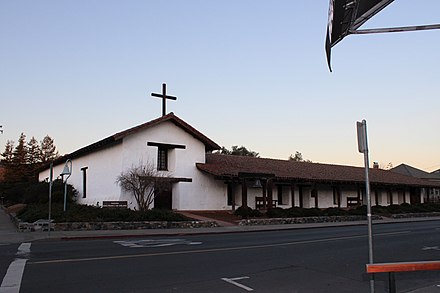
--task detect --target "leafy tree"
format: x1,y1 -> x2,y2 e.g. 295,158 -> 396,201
116,162 -> 170,211
217,145 -> 259,157
40,135 -> 59,163
288,151 -> 312,163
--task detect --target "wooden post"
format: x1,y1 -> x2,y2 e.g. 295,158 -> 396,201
241,178 -> 248,208
262,180 -> 267,209
337,187 -> 341,208
290,184 -> 295,207
267,179 -> 273,209
313,188 -> 318,208
299,185 -> 303,208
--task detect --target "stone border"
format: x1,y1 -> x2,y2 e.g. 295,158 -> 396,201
390,212 -> 440,219
54,220 -> 219,231
238,215 -> 382,226
9,213 -> 219,232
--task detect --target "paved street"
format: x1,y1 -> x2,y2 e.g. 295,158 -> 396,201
3,221 -> 440,292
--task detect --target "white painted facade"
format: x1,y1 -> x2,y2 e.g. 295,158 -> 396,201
39,119 -> 227,210
39,115 -> 428,211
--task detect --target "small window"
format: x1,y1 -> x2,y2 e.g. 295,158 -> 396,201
157,147 -> 168,171
81,167 -> 88,198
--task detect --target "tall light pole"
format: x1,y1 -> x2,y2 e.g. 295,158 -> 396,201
60,159 -> 72,212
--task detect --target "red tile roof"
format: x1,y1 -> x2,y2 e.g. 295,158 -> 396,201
197,154 -> 439,188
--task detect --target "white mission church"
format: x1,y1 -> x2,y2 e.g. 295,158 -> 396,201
39,87 -> 437,211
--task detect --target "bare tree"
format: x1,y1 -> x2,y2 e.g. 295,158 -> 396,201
116,162 -> 170,211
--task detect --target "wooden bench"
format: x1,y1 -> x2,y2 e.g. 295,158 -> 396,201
366,261 -> 440,293
102,201 -> 128,209
255,197 -> 277,209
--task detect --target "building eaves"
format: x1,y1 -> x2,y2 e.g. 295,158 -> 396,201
197,154 -> 439,188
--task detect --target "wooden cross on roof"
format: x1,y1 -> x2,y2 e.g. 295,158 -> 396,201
151,83 -> 177,117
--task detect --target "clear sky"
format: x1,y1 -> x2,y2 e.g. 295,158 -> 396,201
1,1 -> 439,171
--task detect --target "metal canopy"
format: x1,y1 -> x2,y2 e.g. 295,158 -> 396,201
325,0 -> 440,71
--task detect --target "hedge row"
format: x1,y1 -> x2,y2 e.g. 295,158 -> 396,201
16,203 -> 190,223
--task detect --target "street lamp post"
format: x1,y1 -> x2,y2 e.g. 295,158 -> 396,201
60,159 -> 72,212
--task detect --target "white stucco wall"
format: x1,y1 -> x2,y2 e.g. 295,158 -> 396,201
38,119 -> 427,211
38,143 -> 124,207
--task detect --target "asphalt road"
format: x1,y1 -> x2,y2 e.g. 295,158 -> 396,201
3,221 -> 440,292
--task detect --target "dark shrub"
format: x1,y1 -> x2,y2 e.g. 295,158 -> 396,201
348,205 -> 367,216
301,208 -> 321,217
284,207 -> 307,217
16,203 -> 190,223
372,205 -> 388,215
266,207 -> 286,218
234,206 -> 262,219
322,207 -> 348,216
0,181 -> 77,205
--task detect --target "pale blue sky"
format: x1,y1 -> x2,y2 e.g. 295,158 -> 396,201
1,1 -> 439,171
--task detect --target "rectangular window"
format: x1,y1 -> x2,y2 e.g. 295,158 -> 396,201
157,147 -> 168,171
277,185 -> 283,205
81,167 -> 88,198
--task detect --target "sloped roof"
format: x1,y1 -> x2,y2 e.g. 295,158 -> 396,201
391,164 -> 440,181
197,154 -> 439,188
51,113 -> 220,166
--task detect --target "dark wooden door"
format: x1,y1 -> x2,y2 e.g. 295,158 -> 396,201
410,188 -> 421,204
154,186 -> 172,210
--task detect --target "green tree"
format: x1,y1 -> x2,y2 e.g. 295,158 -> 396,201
1,140 -> 14,164
12,133 -> 27,166
26,136 -> 41,165
288,151 -> 312,162
1,140 -> 15,182
40,135 -> 59,163
218,145 -> 259,157
9,133 -> 29,182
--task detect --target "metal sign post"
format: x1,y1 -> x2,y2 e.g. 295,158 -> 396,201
357,120 -> 374,293
61,160 -> 72,212
48,162 -> 53,236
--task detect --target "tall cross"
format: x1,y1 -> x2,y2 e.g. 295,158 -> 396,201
151,83 -> 177,117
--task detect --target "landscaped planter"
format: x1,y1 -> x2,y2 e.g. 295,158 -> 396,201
238,215 -> 383,226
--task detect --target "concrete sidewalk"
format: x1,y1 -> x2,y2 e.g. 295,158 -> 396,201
3,206 -> 440,244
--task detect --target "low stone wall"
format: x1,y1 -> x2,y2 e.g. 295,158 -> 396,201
390,212 -> 440,219
238,215 -> 382,226
54,220 -> 219,231
11,212 -> 219,232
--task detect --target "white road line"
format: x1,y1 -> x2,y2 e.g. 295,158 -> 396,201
222,277 -> 253,291
16,243 -> 31,256
29,231 -> 413,265
0,243 -> 31,293
376,231 -> 411,237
